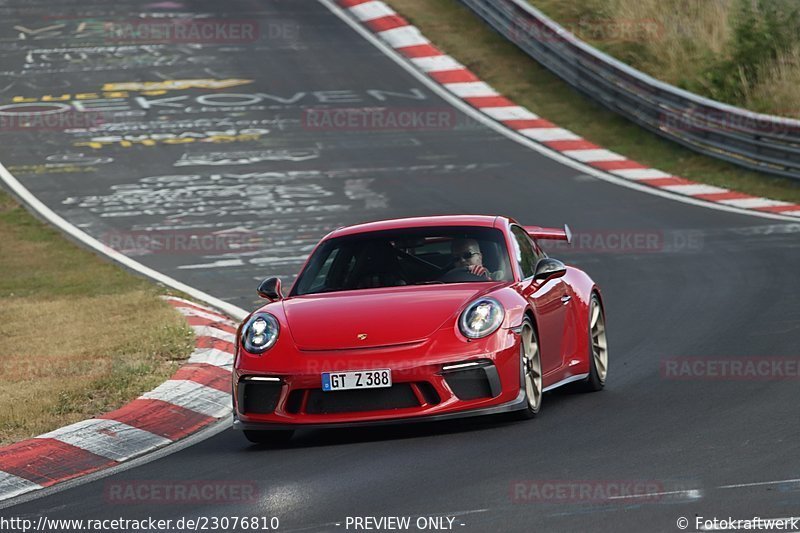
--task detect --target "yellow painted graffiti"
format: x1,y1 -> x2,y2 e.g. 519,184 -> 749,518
7,165 -> 97,175
102,79 -> 253,91
74,133 -> 265,149
10,79 -> 254,103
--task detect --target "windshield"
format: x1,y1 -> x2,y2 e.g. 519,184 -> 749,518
292,226 -> 513,296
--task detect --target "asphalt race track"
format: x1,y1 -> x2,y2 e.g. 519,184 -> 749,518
2,0 -> 800,531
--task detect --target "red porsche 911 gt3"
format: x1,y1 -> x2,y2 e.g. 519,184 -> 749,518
232,215 -> 608,443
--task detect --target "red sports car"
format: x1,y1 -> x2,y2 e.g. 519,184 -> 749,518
232,215 -> 608,443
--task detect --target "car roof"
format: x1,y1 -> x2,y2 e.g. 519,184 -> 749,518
326,215 -> 515,239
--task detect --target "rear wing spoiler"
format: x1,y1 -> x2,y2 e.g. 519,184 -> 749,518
523,224 -> 572,244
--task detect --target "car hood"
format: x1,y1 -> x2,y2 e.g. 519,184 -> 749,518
283,284 -> 495,350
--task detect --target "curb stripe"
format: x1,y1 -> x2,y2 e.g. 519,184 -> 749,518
365,15 -> 407,33
563,149 -> 627,162
335,0 -> 800,220
171,363 -> 232,393
395,43 -> 441,58
718,197 -> 791,209
377,26 -> 428,48
587,160 -> 643,171
338,0 -> 373,7
638,177 -> 694,187
520,127 -> 581,142
164,297 -> 231,321
195,336 -> 236,354
443,82 -> 498,98
429,69 -> 480,84
0,472 -> 41,500
544,139 -> 600,151
192,325 -> 236,343
185,316 -> 237,334
410,55 -> 464,73
611,168 -> 672,180
661,184 -> 729,195
174,306 -> 237,326
349,1 -> 395,21
481,106 -> 539,120
36,420 -> 171,462
0,439 -> 115,486
187,347 -> 234,367
754,204 -> 800,213
140,380 -> 231,418
99,399 -> 216,441
504,119 -> 555,130
464,96 -> 515,108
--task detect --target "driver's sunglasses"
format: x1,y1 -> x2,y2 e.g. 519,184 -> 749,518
453,251 -> 481,260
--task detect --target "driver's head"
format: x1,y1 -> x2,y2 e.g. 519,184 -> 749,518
451,238 -> 483,268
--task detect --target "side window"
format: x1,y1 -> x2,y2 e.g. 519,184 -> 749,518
510,226 -> 538,279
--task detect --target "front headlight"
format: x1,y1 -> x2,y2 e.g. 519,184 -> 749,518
459,297 -> 505,339
242,313 -> 280,354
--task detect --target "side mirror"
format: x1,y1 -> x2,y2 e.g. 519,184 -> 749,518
533,258 -> 567,282
257,277 -> 283,301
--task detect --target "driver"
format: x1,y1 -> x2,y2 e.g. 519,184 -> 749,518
451,239 -> 504,280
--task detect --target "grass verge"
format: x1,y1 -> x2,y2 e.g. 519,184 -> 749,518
0,190 -> 194,446
384,0 -> 800,204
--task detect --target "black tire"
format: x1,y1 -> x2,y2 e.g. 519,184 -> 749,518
243,429 -> 294,446
579,293 -> 608,392
514,317 -> 542,419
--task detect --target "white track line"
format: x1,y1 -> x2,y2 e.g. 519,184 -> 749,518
718,478 -> 800,489
606,489 -> 703,501
0,163 -> 247,321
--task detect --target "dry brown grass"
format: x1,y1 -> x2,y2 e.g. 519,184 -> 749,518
533,0 -> 735,85
0,191 -> 194,445
745,46 -> 800,117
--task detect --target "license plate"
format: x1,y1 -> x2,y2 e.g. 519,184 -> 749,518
322,369 -> 392,391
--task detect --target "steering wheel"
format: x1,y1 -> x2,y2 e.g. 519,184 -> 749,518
438,266 -> 488,283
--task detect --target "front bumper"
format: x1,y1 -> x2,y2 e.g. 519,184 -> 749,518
233,326 -> 523,428
232,390 -> 526,430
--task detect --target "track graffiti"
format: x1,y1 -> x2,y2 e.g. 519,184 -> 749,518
173,149 -> 320,166
60,170 -> 394,219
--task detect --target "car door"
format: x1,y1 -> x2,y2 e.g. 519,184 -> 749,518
509,225 -> 568,375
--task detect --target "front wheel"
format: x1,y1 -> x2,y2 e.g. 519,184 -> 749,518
243,429 -> 294,446
515,318 -> 542,419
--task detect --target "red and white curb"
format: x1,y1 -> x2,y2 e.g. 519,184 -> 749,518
335,0 -> 800,219
0,297 -> 236,502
